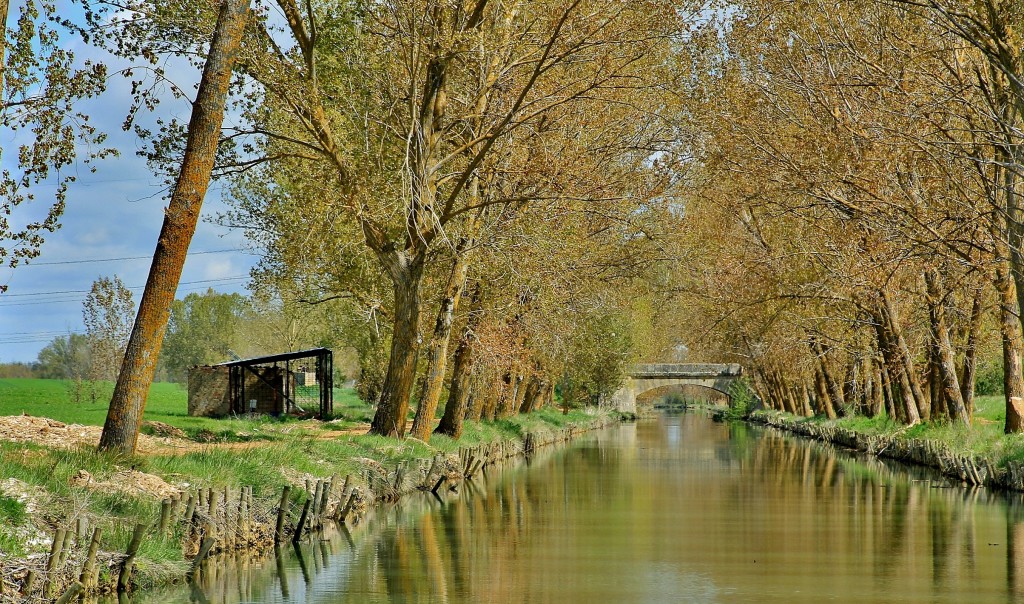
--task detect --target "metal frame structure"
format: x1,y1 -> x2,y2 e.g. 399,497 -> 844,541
217,347 -> 334,418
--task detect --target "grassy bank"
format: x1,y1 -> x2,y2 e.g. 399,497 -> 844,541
792,394 -> 1024,466
0,378 -> 613,596
741,394 -> 1024,491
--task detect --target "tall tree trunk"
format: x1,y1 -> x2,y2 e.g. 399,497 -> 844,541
98,0 -> 251,454
842,357 -> 858,413
864,358 -> 872,419
753,368 -> 774,410
767,369 -> 790,413
1001,154 -> 1024,368
804,379 -> 821,415
924,269 -> 970,425
779,374 -> 797,415
508,374 -> 525,415
518,376 -> 540,414
466,383 -> 483,422
879,362 -> 897,422
410,247 -> 473,441
960,285 -> 983,417
370,259 -> 426,437
873,309 -> 914,424
466,371 -> 487,422
482,374 -> 506,421
435,283 -> 483,439
496,370 -> 518,418
809,337 -> 843,417
864,355 -> 881,417
799,383 -> 813,416
774,374 -> 798,417
0,0 -> 9,96
878,291 -> 924,424
540,381 -> 554,411
924,344 -> 939,422
813,365 -> 837,419
785,384 -> 801,416
750,379 -> 768,410
370,29 -> 456,437
995,256 -> 1024,433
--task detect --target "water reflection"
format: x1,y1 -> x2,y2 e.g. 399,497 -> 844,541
110,413 -> 1024,603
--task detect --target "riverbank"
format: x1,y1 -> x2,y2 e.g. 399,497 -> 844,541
741,408 -> 1024,492
0,406 -> 618,601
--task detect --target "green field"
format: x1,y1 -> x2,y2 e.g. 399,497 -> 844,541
0,379 -> 187,425
0,378 -> 373,437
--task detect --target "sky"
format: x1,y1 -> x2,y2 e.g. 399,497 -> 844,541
0,14 -> 260,364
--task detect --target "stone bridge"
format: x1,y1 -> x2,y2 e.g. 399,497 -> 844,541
608,363 -> 744,413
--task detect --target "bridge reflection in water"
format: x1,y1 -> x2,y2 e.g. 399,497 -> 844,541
113,412 -> 1024,603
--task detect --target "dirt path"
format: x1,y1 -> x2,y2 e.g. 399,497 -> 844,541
0,414 -> 369,456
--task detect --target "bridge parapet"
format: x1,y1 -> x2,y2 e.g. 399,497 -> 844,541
627,363 -> 743,379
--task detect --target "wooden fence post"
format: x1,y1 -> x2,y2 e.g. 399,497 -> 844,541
117,523 -> 147,592
275,485 -> 291,543
78,526 -> 103,590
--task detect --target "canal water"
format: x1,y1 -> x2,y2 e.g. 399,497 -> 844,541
117,412 -> 1024,602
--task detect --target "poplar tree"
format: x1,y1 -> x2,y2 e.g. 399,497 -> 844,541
0,0 -> 110,287
98,0 -> 252,454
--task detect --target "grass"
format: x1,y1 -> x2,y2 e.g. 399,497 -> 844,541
0,495 -> 26,524
0,378 -> 189,426
772,393 -> 1024,466
0,378 -> 375,441
0,493 -> 28,556
0,405 -> 606,561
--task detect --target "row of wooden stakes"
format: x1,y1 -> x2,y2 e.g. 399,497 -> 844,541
4,476 -> 361,602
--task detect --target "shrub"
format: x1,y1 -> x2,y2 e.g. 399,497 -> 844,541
726,378 -> 756,418
976,359 -> 1004,396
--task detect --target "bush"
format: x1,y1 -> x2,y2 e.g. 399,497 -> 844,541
976,360 -> 1004,396
726,378 -> 756,418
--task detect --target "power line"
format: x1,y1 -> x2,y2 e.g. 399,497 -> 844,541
0,278 -> 248,307
0,276 -> 249,298
0,284 -> 248,309
26,248 -> 247,266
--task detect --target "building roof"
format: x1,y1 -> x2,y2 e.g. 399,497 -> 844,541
214,347 -> 332,367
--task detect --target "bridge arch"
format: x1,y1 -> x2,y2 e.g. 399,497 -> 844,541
635,383 -> 730,407
608,363 -> 743,414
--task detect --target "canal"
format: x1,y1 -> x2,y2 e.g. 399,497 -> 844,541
117,411 -> 1024,602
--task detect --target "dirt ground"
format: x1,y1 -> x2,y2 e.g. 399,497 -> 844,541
0,415 -> 169,454
0,414 -> 368,454
0,414 -> 369,499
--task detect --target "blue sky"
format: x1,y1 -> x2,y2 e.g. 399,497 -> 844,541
0,20 -> 259,364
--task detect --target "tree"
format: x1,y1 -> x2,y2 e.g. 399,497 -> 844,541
223,0 -> 687,437
98,0 -> 252,454
1,0 -> 111,286
159,288 -> 249,382
659,0 -> 994,426
35,332 -> 90,380
83,275 -> 135,384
